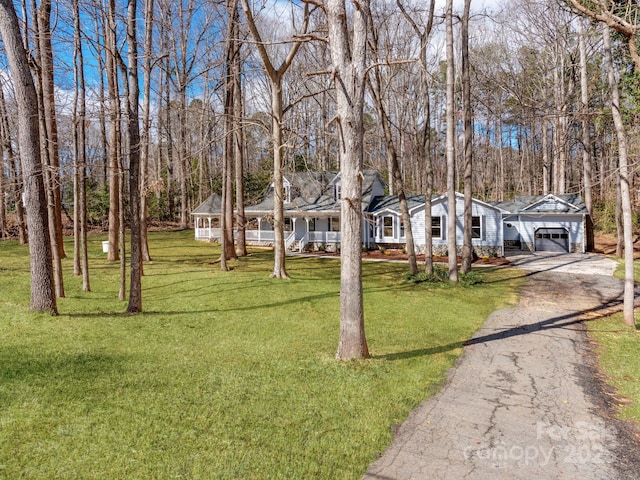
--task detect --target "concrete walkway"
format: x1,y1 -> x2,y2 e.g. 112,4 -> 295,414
364,254 -> 640,480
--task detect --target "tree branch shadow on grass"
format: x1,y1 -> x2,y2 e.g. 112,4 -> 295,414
375,295 -> 630,362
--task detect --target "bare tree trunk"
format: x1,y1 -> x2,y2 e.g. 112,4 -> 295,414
0,80 -> 27,243
542,116 -> 550,195
233,3 -> 247,257
445,0 -> 458,282
106,0 -> 120,262
4,129 -> 27,243
125,0 -> 143,313
603,25 -> 636,328
31,0 -> 64,298
397,0 -> 435,274
461,0 -> 473,274
0,0 -> 56,313
73,0 -> 90,292
222,0 -> 238,265
36,0 -> 64,261
140,0 -> 154,263
578,21 -> 593,215
240,0 -> 310,279
0,138 -> 5,237
178,86 -> 190,229
368,23 -> 418,276
327,0 -> 370,361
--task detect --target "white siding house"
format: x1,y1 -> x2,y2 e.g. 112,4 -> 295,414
192,171 -> 591,256
494,194 -> 590,253
367,192 -> 507,257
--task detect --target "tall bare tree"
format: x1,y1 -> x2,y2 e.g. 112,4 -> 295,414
367,20 -> 418,276
0,139 -> 5,237
31,0 -> 64,298
140,0 -> 155,263
0,83 -> 27,244
326,0 -> 370,360
106,0 -> 120,262
72,0 -> 90,292
233,4 -> 248,258
240,0 -> 311,279
603,25 -> 636,328
460,0 -> 474,274
396,0 -> 436,274
0,0 -> 56,313
445,0 -> 458,282
221,0 -> 240,269
125,0 -> 143,313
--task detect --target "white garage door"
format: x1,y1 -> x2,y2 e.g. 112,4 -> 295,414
535,228 -> 569,252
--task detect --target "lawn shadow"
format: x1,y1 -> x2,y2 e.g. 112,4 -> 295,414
375,292 -> 627,362
0,348 -> 126,401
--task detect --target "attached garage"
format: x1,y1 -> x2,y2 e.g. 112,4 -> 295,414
535,227 -> 569,252
493,194 -> 590,254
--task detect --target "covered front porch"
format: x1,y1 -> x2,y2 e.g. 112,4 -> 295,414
193,212 -> 343,252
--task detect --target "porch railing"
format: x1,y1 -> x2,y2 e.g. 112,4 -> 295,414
285,230 -> 296,250
298,232 -> 309,252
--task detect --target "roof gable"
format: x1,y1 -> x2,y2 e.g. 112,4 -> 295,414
191,193 -> 222,215
520,194 -> 585,213
492,194 -> 588,214
431,192 -> 509,213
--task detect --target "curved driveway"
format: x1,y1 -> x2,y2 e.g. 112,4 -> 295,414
364,252 -> 640,480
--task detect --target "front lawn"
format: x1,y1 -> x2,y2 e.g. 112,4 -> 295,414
589,257 -> 640,426
0,231 -> 520,479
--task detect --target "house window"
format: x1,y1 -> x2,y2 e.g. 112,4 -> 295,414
329,217 -> 340,232
284,184 -> 291,203
400,219 -> 405,238
335,183 -> 341,200
472,216 -> 481,239
308,218 -> 316,232
284,217 -> 293,231
431,216 -> 442,239
383,216 -> 393,237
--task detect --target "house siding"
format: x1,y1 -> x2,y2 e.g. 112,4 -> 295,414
409,198 -> 504,257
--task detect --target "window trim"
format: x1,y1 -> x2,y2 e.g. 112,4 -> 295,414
471,215 -> 482,239
382,215 -> 394,238
431,215 -> 442,239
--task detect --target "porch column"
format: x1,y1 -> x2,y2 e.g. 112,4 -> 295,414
257,217 -> 263,242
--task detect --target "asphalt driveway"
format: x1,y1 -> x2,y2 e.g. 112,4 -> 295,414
507,251 -> 618,276
363,252 -> 640,480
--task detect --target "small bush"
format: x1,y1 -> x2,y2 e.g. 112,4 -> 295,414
404,265 -> 484,286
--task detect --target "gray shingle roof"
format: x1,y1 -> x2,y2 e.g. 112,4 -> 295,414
491,194 -> 588,214
367,195 -> 426,214
191,193 -> 222,215
191,169 -> 387,216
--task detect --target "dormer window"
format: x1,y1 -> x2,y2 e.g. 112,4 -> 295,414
273,177 -> 291,204
335,182 -> 341,200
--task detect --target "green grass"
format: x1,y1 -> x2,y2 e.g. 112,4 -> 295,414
588,316 -> 640,422
0,231 -> 521,479
613,257 -> 640,283
589,257 -> 640,426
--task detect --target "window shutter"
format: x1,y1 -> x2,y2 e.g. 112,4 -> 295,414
481,215 -> 486,241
